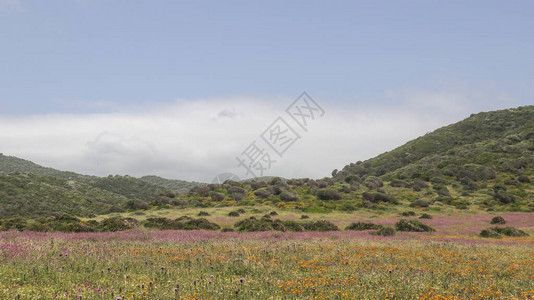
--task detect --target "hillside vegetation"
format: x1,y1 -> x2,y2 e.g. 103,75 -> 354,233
140,175 -> 205,194
0,106 -> 533,220
0,173 -> 129,218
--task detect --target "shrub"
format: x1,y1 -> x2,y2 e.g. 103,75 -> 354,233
269,211 -> 278,216
55,214 -> 81,222
228,211 -> 240,217
254,189 -> 272,198
143,216 -> 219,231
250,181 -> 267,190
412,180 -> 429,191
479,228 -> 501,238
183,218 -> 220,230
287,179 -> 304,186
390,179 -> 409,188
280,221 -> 305,232
197,211 -> 210,216
270,177 -> 288,187
344,174 -> 361,184
419,213 -> 433,219
221,227 -> 234,232
316,189 -> 342,200
395,219 -> 435,232
364,176 -> 383,189
370,227 -> 396,236
479,226 -> 528,238
192,186 -> 211,197
518,175 -> 531,183
345,222 -> 383,231
401,211 -> 416,217
99,217 -> 136,232
302,220 -> 339,232
338,203 -> 356,212
126,200 -> 149,210
411,200 -> 430,208
210,192 -> 225,202
227,186 -> 245,194
433,185 -> 451,197
279,191 -> 299,202
231,193 -> 244,201
53,222 -> 97,233
234,217 -> 275,232
372,193 -> 398,204
490,216 -> 506,224
494,190 -> 515,204
300,215 -> 309,219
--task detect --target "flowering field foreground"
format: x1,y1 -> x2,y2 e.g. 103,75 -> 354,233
1,229 -> 534,300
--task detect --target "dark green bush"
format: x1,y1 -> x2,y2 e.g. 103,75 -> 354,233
412,180 -> 428,191
401,211 -> 416,217
518,175 -> 531,183
280,221 -> 305,232
395,219 -> 435,232
316,189 -> 342,200
490,216 -> 506,224
99,217 -> 136,232
419,213 -> 433,219
197,211 -> 210,216
279,191 -> 299,202
390,179 -> 409,188
494,190 -> 515,204
302,220 -> 339,232
364,176 -> 383,189
228,211 -> 240,217
480,226 -> 528,238
411,200 -> 430,208
254,189 -> 273,198
210,192 -> 225,202
370,227 -> 396,236
345,222 -> 383,231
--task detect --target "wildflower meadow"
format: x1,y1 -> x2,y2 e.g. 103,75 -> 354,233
1,212 -> 534,299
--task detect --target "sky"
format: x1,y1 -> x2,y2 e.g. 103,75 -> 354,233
0,0 -> 533,182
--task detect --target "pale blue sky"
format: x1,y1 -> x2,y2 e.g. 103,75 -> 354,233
1,1 -> 533,180
1,0 -> 533,115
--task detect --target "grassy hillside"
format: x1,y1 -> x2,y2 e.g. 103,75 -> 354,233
0,153 -> 84,179
135,106 -> 533,214
335,105 -> 534,180
83,175 -> 167,200
0,173 -> 129,218
140,175 -> 205,194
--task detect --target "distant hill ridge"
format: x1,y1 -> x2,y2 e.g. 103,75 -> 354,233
335,105 -> 534,182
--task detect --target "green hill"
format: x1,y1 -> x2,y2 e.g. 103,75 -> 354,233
334,105 -> 534,181
171,106 -> 533,213
84,175 -> 167,200
0,153 -> 84,180
140,175 -> 205,194
0,173 -> 129,218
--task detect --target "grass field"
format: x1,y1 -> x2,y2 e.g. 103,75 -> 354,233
1,210 -> 534,299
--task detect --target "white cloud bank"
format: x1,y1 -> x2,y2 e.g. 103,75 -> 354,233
0,90 -> 523,182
